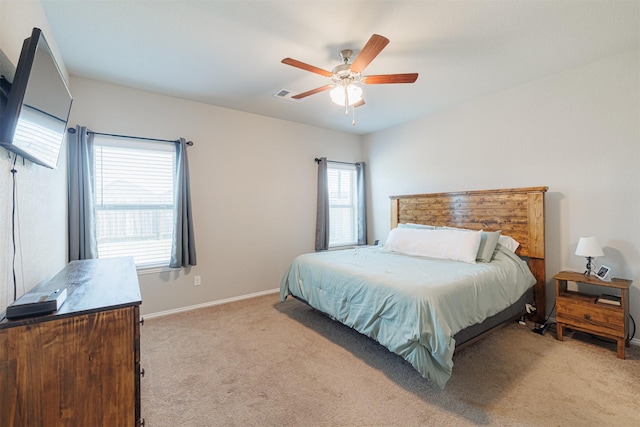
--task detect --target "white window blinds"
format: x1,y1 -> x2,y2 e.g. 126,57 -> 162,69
327,162 -> 358,247
93,136 -> 176,268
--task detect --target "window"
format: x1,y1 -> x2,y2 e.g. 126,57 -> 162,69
93,136 -> 176,268
327,162 -> 358,247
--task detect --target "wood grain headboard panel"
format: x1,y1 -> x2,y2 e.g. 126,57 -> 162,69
390,186 -> 548,322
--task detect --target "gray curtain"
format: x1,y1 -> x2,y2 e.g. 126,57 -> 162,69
315,157 -> 329,251
356,162 -> 367,245
170,137 -> 197,267
67,126 -> 97,261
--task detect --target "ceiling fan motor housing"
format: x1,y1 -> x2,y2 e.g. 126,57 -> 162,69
332,63 -> 360,82
339,49 -> 353,63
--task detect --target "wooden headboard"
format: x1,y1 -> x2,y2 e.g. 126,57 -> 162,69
390,186 -> 547,322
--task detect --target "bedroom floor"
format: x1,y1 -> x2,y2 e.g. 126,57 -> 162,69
140,294 -> 640,426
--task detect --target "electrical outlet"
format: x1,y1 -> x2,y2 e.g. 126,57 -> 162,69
194,275 -> 201,286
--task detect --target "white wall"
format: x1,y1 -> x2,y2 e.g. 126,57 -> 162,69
3,1 -> 637,333
363,50 -> 640,325
68,77 -> 362,315
0,1 -> 68,312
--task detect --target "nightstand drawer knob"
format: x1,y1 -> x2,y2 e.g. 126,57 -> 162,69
584,314 -> 591,320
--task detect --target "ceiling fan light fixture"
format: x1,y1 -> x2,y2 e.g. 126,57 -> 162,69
329,83 -> 363,106
281,34 -> 417,125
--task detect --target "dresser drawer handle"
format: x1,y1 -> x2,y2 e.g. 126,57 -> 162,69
584,314 -> 591,320
140,368 -> 145,378
140,317 -> 145,326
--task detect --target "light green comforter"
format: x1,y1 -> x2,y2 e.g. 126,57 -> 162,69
280,245 -> 535,388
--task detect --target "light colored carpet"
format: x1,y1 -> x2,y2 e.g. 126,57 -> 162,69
140,294 -> 640,426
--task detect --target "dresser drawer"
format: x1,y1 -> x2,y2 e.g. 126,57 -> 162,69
556,296 -> 625,338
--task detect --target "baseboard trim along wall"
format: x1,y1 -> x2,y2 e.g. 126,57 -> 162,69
143,288 -> 280,319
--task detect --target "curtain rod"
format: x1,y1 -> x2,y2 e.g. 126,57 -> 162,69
67,127 -> 193,146
314,157 -> 356,166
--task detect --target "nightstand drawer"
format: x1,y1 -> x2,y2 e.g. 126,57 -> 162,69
556,297 -> 625,337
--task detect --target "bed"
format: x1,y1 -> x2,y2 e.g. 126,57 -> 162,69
280,187 -> 547,388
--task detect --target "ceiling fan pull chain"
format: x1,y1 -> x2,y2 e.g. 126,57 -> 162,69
352,104 -> 356,126
344,85 -> 349,115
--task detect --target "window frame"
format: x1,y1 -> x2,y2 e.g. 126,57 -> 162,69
92,136 -> 177,270
327,161 -> 359,248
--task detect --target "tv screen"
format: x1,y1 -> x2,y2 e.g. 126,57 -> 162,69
0,28 -> 72,169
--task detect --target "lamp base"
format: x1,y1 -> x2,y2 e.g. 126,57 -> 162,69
584,256 -> 595,277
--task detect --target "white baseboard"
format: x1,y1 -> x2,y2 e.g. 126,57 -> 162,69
143,288 -> 279,320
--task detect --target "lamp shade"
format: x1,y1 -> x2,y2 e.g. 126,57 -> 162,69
330,84 -> 363,106
575,236 -> 604,257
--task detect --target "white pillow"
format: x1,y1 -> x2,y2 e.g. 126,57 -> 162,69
498,235 -> 520,252
437,226 -> 501,262
383,228 -> 482,264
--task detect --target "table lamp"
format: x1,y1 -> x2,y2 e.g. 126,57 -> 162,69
575,236 -> 604,277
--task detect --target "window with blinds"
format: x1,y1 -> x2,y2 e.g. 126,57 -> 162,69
327,162 -> 358,247
94,136 -> 176,268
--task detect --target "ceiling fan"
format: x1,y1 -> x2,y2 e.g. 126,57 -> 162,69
281,34 -> 418,124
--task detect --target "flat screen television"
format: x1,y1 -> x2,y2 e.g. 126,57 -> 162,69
0,27 -> 72,169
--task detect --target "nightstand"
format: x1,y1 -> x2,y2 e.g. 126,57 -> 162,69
554,271 -> 631,359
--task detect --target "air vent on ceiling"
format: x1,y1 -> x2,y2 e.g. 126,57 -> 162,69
273,89 -> 302,102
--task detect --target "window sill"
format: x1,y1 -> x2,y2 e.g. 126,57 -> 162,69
328,244 -> 367,251
136,265 -> 179,275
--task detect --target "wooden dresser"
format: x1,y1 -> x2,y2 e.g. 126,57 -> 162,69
0,257 -> 143,426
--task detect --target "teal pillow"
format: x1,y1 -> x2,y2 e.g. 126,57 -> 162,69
477,230 -> 502,262
398,223 -> 436,230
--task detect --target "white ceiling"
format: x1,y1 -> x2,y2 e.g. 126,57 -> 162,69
40,0 -> 639,135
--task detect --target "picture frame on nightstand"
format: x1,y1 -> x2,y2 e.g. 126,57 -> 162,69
596,265 -> 611,281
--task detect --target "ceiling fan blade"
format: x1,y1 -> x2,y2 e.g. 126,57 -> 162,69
281,58 -> 333,77
292,84 -> 334,99
350,34 -> 390,73
363,73 -> 419,84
